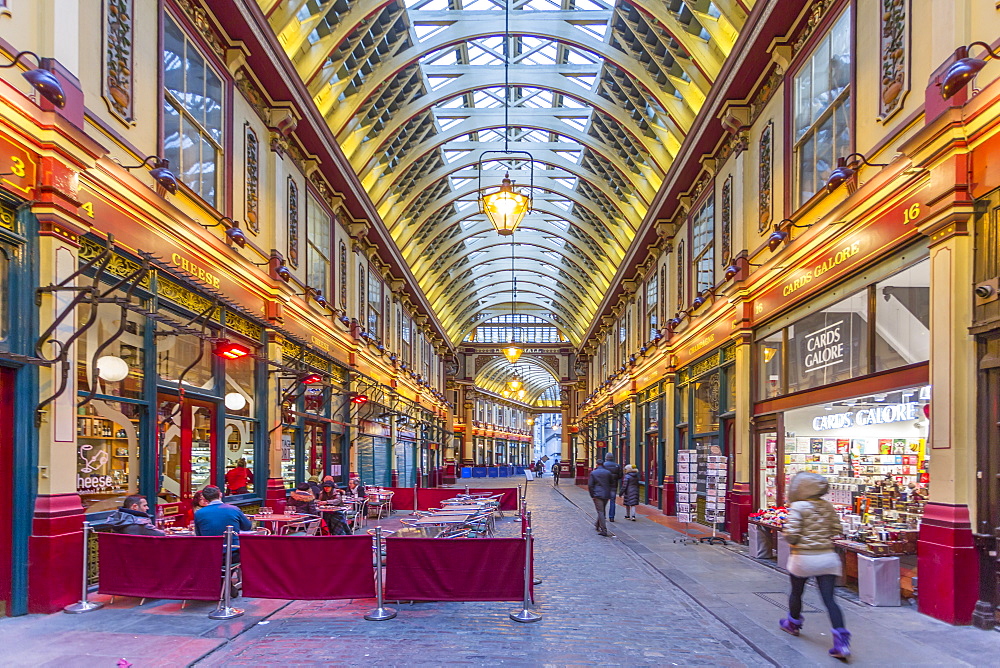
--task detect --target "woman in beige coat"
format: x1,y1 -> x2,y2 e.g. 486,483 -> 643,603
780,472 -> 850,660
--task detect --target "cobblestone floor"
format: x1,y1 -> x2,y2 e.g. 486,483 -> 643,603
196,480 -> 769,667
1,478 -> 994,666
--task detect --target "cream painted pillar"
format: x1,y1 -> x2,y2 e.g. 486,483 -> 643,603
35,234 -> 79,498
926,231 -> 977,508
628,393 -> 640,468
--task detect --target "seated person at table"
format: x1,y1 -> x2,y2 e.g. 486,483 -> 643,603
107,495 -> 165,536
287,482 -> 318,515
194,486 -> 251,545
319,481 -> 351,535
346,477 -> 366,499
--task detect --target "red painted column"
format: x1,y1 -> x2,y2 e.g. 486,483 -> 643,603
662,476 -> 676,516
28,494 -> 85,614
727,482 -> 752,544
917,503 -> 979,625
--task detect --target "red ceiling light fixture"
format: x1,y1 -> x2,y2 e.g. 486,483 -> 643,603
350,392 -> 369,405
300,372 -> 323,385
213,339 -> 251,360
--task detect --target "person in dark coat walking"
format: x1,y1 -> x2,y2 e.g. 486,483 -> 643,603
602,453 -> 622,522
552,460 -> 561,486
588,460 -> 614,537
619,465 -> 640,520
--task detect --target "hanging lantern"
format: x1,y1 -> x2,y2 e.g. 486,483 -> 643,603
507,374 -> 522,392
481,172 -> 530,236
502,342 -> 523,364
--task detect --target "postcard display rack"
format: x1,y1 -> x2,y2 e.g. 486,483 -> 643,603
676,448 -> 728,543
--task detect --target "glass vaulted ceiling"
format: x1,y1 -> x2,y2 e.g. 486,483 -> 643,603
261,0 -> 750,346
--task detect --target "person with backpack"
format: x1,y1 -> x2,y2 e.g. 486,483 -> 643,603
601,453 -> 621,522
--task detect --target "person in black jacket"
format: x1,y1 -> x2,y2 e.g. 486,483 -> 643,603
106,495 -> 165,536
588,461 -> 615,537
602,453 -> 622,522
619,465 -> 641,520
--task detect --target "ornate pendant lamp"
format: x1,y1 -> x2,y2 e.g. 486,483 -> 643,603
477,0 -> 532,237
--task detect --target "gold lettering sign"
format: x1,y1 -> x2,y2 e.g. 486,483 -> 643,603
780,241 -> 862,298
170,252 -> 221,289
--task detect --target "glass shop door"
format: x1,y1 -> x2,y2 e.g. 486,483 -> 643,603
158,395 -> 218,505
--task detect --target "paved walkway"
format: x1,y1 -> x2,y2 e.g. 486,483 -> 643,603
0,478 -> 995,666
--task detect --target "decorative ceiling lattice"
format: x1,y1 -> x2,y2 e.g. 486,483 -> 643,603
260,0 -> 751,349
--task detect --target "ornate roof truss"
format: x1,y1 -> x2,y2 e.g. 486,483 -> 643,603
260,0 -> 751,347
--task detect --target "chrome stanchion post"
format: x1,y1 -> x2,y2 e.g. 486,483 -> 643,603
509,517 -> 541,623
527,511 -> 542,585
365,526 -> 397,621
465,484 -> 470,497
517,484 -> 523,518
208,526 -> 244,620
411,482 -> 420,516
64,521 -> 103,613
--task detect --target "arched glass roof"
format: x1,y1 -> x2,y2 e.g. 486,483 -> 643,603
260,0 -> 751,346
474,355 -> 561,406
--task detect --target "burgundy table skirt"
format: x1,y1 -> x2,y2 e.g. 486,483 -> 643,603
98,533 -> 224,601
383,537 -> 531,602
240,535 -> 376,600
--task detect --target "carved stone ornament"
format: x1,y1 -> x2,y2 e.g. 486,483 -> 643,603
758,122 -> 773,234
245,123 -> 259,234
103,0 -> 134,125
287,177 -> 299,268
878,0 -> 909,121
721,175 -> 733,266
174,0 -> 227,59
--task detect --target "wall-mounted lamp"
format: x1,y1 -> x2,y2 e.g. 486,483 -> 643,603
200,216 -> 247,248
0,51 -> 65,108
723,255 -> 765,281
300,372 -> 323,385
825,154 -> 887,193
121,156 -> 179,194
941,41 -> 1000,99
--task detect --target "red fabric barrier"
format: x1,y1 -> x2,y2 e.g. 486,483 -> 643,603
240,535 -> 376,600
383,537 -> 530,602
97,533 -> 223,601
383,487 -> 415,512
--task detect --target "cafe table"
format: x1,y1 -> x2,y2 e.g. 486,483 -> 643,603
414,512 -> 476,526
251,513 -> 315,532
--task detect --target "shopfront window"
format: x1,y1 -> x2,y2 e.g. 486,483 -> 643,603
875,260 -> 930,371
0,247 -> 8,342
757,331 -> 783,399
77,401 -> 142,512
793,9 -> 851,207
224,418 -> 254,493
157,325 -> 215,390
281,424 -> 298,488
157,398 -> 216,502
787,290 -> 868,394
677,384 -> 689,424
693,372 -> 720,434
77,297 -> 146,400
223,351 -> 254,418
780,385 -> 930,518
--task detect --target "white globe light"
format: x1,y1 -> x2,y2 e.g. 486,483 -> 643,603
95,355 -> 129,382
225,392 -> 248,412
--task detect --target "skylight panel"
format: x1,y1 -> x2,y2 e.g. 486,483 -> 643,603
444,149 -> 473,162
437,117 -> 464,131
559,116 -> 587,131
421,48 -> 460,66
426,75 -> 455,91
413,24 -> 448,42
567,76 -> 596,89
573,23 -> 609,40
